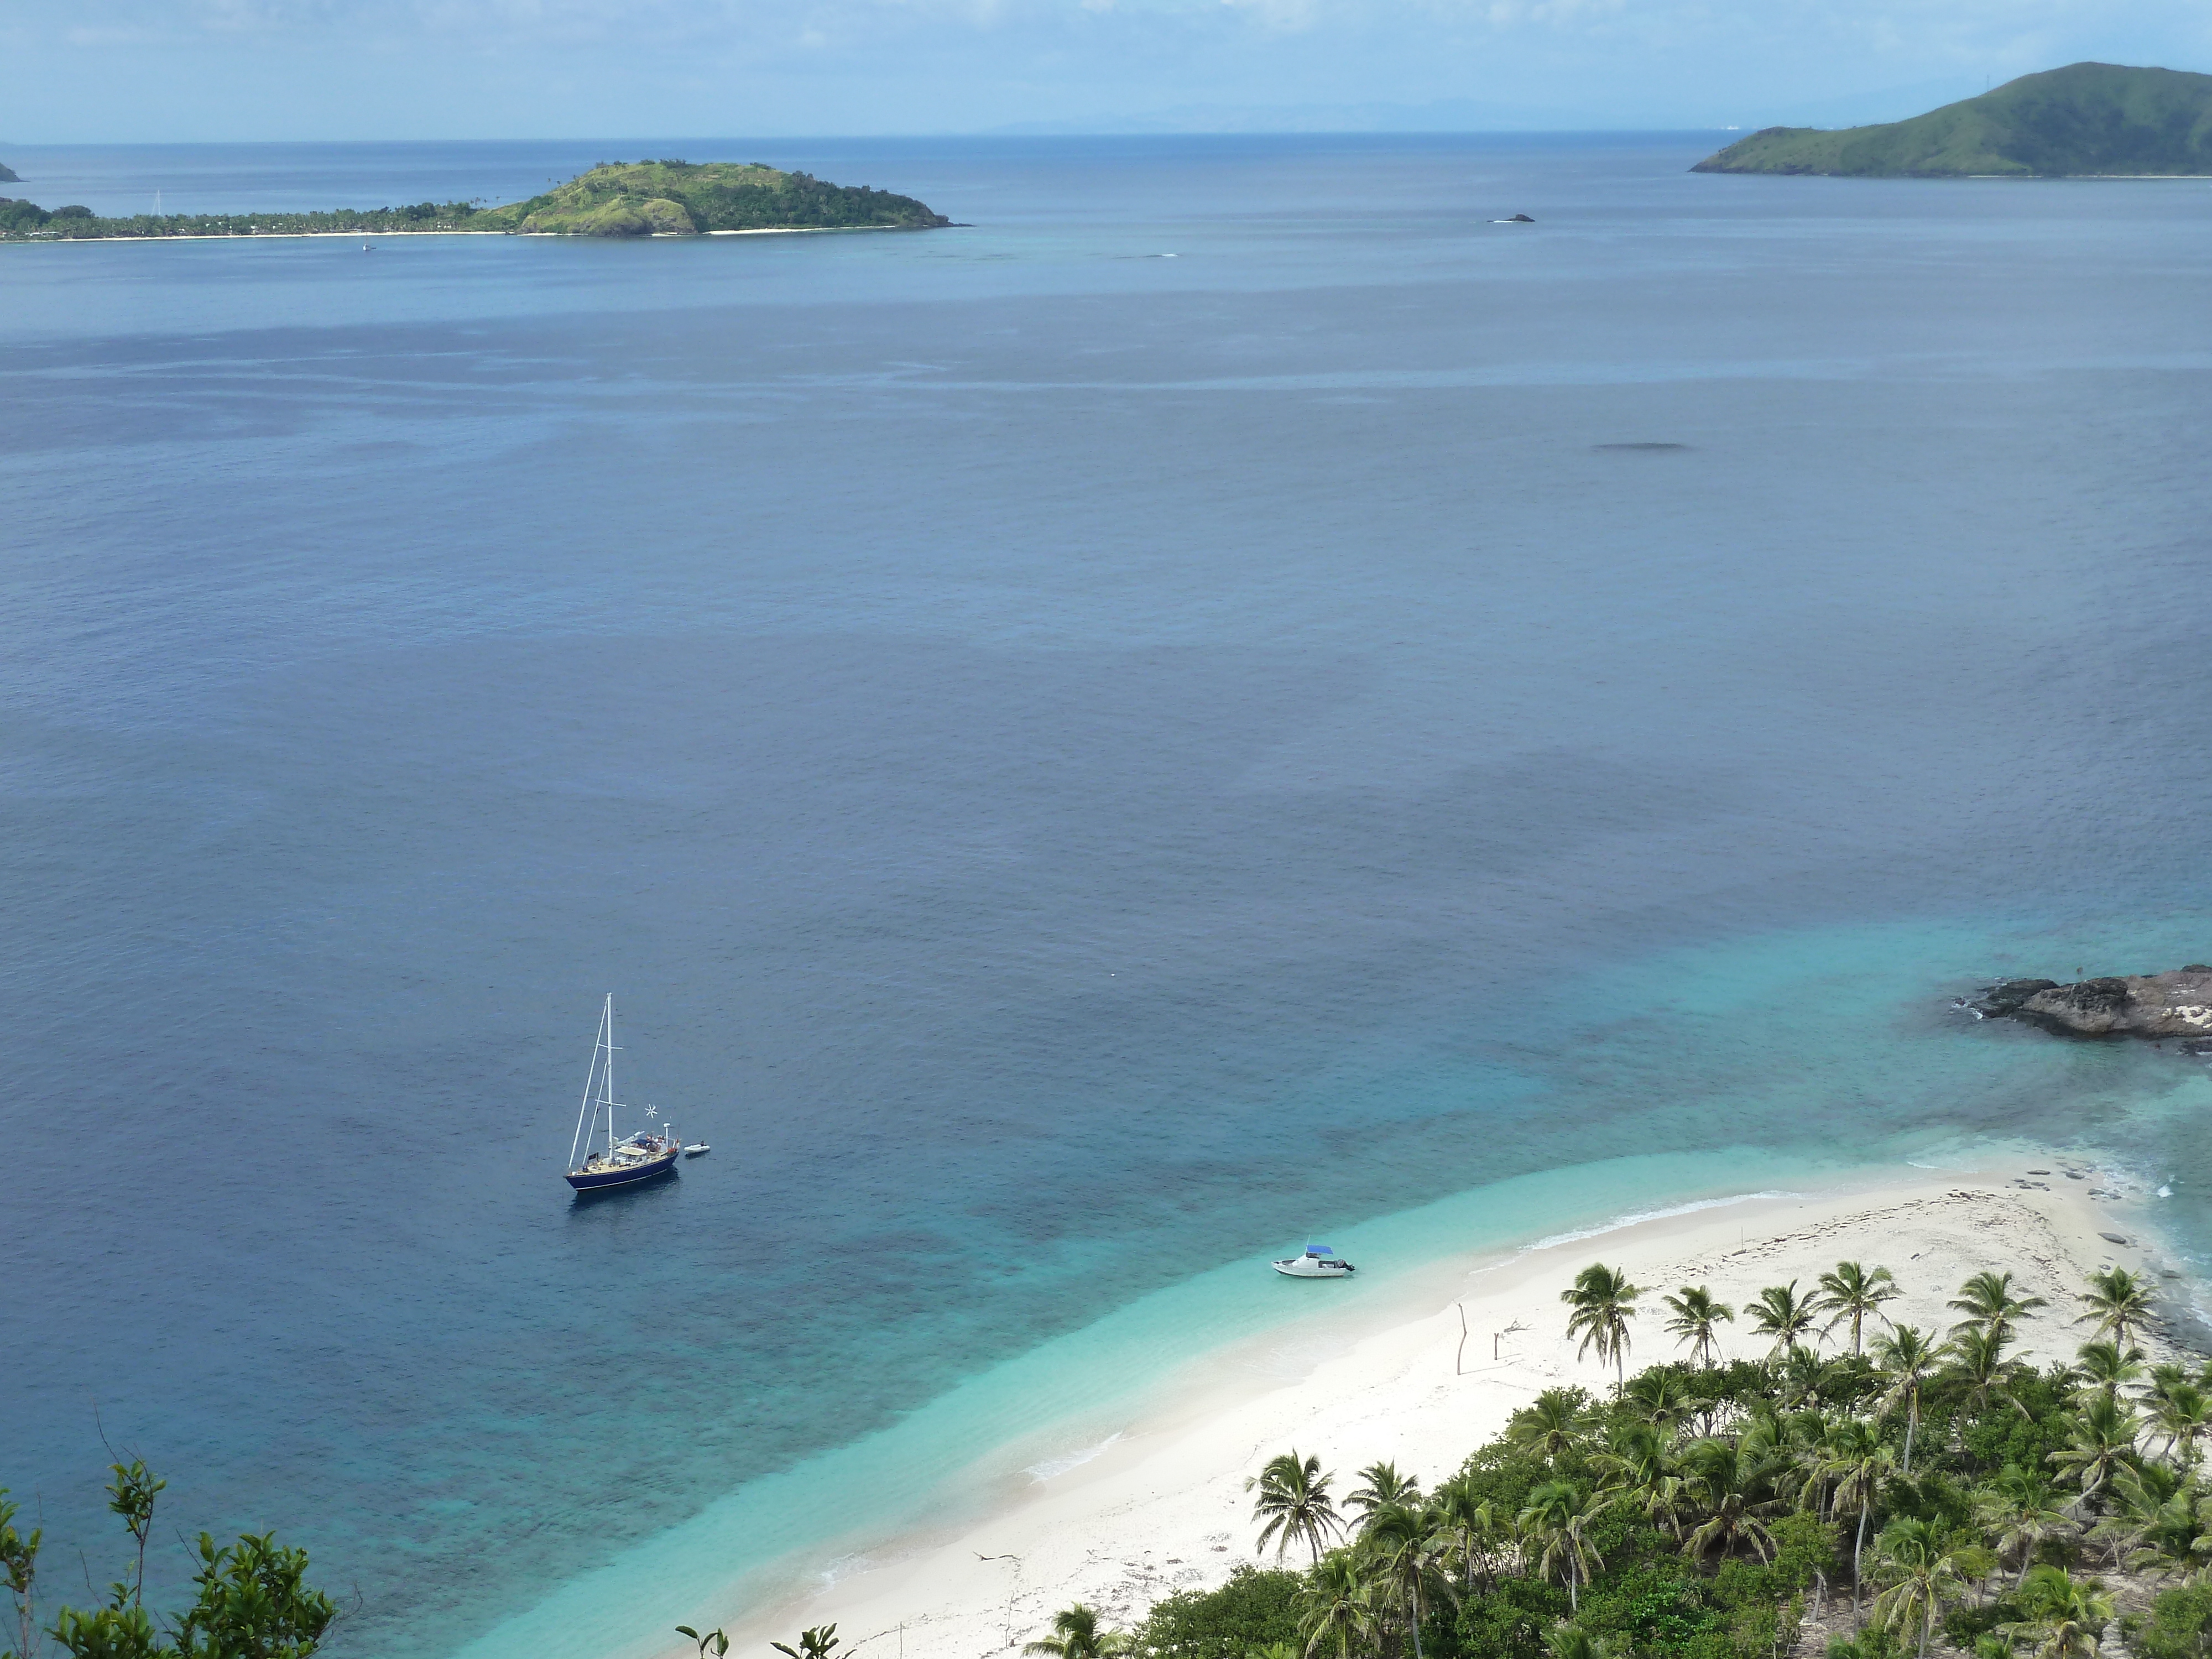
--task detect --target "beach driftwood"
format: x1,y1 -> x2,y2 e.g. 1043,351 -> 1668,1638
1971,966 -> 2212,1042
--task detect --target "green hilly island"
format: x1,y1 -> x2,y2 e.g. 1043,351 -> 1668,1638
0,158 -> 948,242
1694,61 -> 2212,177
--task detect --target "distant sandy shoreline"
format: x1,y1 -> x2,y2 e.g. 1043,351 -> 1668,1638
687,1156 -> 2179,1659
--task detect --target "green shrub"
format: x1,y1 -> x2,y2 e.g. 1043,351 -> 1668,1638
1133,1565 -> 1303,1659
1453,1441 -> 1550,1516
1455,1575 -> 1567,1659
1825,1626 -> 1903,1659
1574,1558 -> 1719,1650
2135,1583 -> 2212,1659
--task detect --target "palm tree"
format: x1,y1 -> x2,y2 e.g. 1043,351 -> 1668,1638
1747,1282 -> 1818,1358
1589,1420 -> 1683,1538
2072,1342 -> 2147,1405
1872,1325 -> 1939,1474
2151,1383 -> 2212,1470
1516,1482 -> 1609,1614
1023,1608 -> 1129,1659
1819,1416 -> 1896,1614
1868,1517 -> 1966,1659
2145,1363 -> 2196,1419
1774,1345 -> 1832,1411
1246,1452 -> 1343,1563
1296,1551 -> 1374,1659
1816,1262 -> 1901,1358
1359,1502 -> 1456,1659
1772,1405 -> 1840,1514
1430,1474 -> 1500,1592
1561,1264 -> 1641,1391
1975,1465 -> 2076,1588
2088,1462 -> 2194,1574
1506,1389 -> 1593,1467
1940,1326 -> 2027,1422
1662,1286 -> 1736,1368
2050,1392 -> 2142,1505
1620,1369 -> 1701,1431
1995,1566 -> 2114,1659
1345,1462 -> 1422,1530
1948,1270 -> 2046,1342
2078,1268 -> 2156,1350
1679,1439 -> 1783,1563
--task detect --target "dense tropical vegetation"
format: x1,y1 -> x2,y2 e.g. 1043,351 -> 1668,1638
902,1258 -> 2212,1659
0,197 -> 487,239
1692,62 -> 2212,176
2,1459 -> 334,1657
475,159 -> 949,235
0,159 -> 949,242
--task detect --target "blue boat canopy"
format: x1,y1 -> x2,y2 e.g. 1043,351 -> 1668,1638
1307,1245 -> 1334,1255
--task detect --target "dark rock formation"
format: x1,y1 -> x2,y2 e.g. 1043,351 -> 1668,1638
1970,967 -> 2212,1039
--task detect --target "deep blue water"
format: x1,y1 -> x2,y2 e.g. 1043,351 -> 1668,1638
5,134 -> 2212,1659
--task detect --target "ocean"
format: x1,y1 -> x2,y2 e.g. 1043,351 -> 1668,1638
3,132 -> 2210,1659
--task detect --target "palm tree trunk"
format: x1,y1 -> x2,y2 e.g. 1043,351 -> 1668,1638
1902,1402 -> 1916,1475
1852,1506 -> 1870,1621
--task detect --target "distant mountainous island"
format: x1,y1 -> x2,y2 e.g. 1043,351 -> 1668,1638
0,159 -> 949,242
1694,62 -> 2212,177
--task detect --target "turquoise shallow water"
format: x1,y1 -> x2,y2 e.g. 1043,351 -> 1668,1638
3,133 -> 2211,1658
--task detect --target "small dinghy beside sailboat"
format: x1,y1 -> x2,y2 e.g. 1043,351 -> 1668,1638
1272,1244 -> 1355,1279
564,995 -> 682,1192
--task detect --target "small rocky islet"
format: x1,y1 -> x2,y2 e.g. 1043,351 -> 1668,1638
1966,965 -> 2212,1046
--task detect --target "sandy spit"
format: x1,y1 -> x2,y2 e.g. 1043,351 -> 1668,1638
683,1158 -> 2176,1659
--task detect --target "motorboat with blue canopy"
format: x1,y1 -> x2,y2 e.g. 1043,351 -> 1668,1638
1272,1243 -> 1355,1279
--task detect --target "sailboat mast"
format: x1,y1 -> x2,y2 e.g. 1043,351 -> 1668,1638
603,994 -> 617,1157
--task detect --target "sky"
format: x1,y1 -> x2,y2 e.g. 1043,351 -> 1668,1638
1,0 -> 2209,143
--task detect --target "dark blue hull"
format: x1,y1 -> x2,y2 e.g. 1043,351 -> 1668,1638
564,1148 -> 680,1191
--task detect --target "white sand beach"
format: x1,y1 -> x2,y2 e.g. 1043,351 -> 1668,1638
689,1159 -> 2174,1659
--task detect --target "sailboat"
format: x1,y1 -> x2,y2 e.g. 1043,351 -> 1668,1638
564,995 -> 682,1192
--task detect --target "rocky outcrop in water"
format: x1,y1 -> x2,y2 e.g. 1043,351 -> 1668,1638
1973,967 -> 2212,1041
